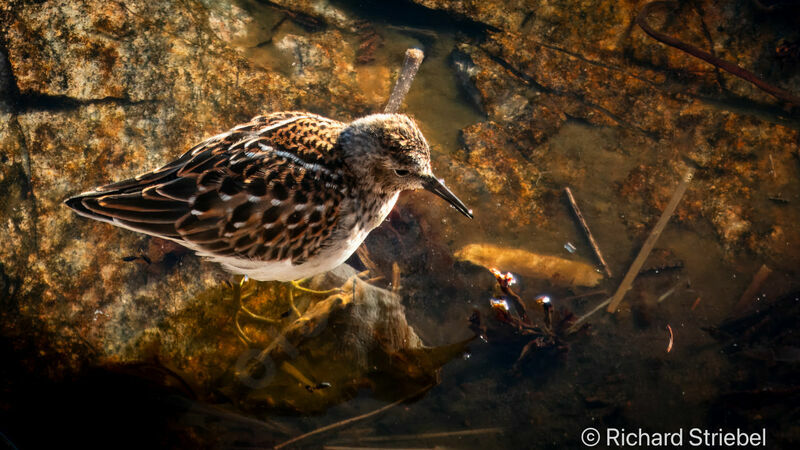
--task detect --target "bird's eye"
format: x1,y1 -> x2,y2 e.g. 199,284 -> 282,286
394,169 -> 410,177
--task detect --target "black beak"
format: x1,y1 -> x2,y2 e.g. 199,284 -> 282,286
422,175 -> 473,219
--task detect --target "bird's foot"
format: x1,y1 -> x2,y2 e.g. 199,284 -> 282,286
289,278 -> 343,296
232,275 -> 279,346
284,278 -> 342,321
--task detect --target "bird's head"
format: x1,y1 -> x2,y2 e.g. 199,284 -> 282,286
338,113 -> 473,218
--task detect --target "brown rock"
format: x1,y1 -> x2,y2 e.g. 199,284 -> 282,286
0,0 -> 303,376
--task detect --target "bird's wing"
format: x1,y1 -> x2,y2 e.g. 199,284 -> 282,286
65,112 -> 350,264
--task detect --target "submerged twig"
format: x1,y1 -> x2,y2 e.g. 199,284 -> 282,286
391,262 -> 401,294
274,385 -> 432,449
637,1 -> 800,106
564,187 -> 613,278
656,279 -> 681,303
561,289 -> 608,302
339,427 -> 505,444
734,264 -> 772,310
768,195 -> 789,204
607,167 -> 694,313
569,297 -> 611,332
384,48 -> 425,113
386,24 -> 439,40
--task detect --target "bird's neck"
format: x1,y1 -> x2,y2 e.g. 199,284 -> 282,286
351,186 -> 400,232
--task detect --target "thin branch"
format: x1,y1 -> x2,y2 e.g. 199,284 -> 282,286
637,1 -> 800,106
561,289 -> 608,302
391,262 -> 401,294
568,297 -> 612,332
606,166 -> 694,313
274,385 -> 433,449
344,427 -> 505,443
384,48 -> 425,113
564,187 -> 613,278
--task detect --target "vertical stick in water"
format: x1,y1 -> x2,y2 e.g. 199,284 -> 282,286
384,48 -> 425,114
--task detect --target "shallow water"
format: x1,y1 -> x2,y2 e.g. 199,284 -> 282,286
215,1 -> 797,448
2,0 -> 800,448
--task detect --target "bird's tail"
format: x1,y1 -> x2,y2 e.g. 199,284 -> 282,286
63,165 -> 192,239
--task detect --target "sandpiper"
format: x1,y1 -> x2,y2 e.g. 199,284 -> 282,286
65,111 -> 472,281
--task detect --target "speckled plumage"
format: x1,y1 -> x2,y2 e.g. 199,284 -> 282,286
65,111 -> 472,281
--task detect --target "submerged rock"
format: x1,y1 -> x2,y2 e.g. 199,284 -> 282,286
223,265 -> 467,413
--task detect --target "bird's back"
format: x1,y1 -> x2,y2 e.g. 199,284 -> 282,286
65,112 -> 354,267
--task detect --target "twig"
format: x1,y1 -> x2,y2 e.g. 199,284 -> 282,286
386,24 -> 439,40
734,264 -> 772,310
274,385 -> 432,449
657,279 -> 682,303
637,1 -> 800,106
384,48 -> 425,113
656,285 -> 678,303
768,196 -> 789,204
607,167 -> 694,313
342,427 -> 505,443
564,187 -> 613,278
391,262 -> 401,294
568,297 -> 611,332
561,289 -> 608,302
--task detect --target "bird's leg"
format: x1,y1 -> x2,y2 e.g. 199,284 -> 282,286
237,275 -> 279,323
234,310 -> 254,346
232,276 -> 255,346
233,275 -> 279,346
288,288 -> 302,319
